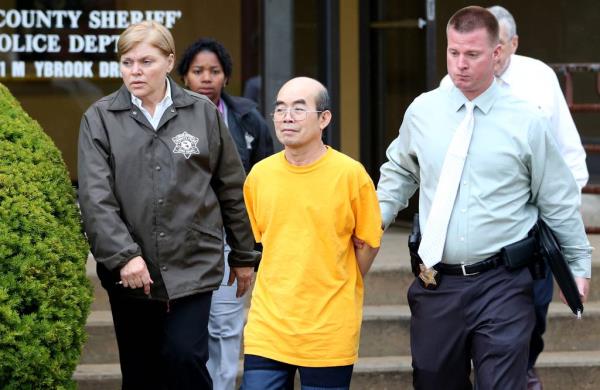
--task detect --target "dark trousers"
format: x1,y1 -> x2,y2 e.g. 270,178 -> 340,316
408,266 -> 535,390
108,291 -> 213,390
529,264 -> 554,368
241,354 -> 354,390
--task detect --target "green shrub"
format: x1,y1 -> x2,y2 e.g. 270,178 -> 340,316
0,83 -> 92,389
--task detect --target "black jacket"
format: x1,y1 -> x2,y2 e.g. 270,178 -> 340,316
221,93 -> 274,173
78,78 -> 259,301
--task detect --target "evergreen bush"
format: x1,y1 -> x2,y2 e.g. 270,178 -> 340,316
0,83 -> 92,389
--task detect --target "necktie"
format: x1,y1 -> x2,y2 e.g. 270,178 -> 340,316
418,101 -> 475,268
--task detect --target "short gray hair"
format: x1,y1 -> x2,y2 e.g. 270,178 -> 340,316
487,5 -> 517,39
315,88 -> 330,113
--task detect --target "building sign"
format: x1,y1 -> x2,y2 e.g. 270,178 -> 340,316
0,9 -> 183,78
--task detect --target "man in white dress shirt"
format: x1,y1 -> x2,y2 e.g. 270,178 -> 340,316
441,6 -> 588,390
489,6 -> 588,190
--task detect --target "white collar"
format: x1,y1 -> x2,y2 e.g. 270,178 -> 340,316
130,79 -> 172,110
497,55 -> 515,86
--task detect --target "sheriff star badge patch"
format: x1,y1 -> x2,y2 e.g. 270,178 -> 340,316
172,131 -> 200,159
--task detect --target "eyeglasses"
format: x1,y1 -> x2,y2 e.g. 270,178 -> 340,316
270,107 -> 323,121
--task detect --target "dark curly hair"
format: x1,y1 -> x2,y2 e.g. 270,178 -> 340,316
177,38 -> 233,80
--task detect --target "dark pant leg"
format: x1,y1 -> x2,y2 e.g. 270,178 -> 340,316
298,364 -> 354,390
470,267 -> 535,390
161,291 -> 213,390
107,292 -> 166,390
408,278 -> 473,390
241,354 -> 296,390
529,265 -> 553,368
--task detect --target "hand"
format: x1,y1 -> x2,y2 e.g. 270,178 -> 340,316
229,266 -> 254,298
352,235 -> 366,249
559,276 -> 590,305
120,256 -> 154,295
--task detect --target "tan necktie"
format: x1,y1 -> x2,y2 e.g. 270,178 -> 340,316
418,101 -> 475,268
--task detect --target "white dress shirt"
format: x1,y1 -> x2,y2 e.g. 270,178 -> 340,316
441,54 -> 589,189
131,79 -> 173,130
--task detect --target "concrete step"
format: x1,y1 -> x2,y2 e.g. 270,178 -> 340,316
360,305 -> 411,357
350,356 -> 412,390
80,301 -> 600,364
536,350 -> 600,390
73,363 -> 121,390
73,357 -> 413,390
86,256 -> 110,311
74,352 -> 600,390
89,275 -> 109,311
542,302 -> 600,352
359,302 -> 600,357
363,265 -> 409,306
350,351 -> 600,390
81,308 -> 244,365
81,311 -> 118,365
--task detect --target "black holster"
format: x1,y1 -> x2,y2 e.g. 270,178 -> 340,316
409,213 -> 422,278
529,222 -> 547,280
502,235 -> 536,270
501,223 -> 546,279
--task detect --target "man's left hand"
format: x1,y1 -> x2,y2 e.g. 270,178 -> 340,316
229,266 -> 254,297
560,276 -> 590,304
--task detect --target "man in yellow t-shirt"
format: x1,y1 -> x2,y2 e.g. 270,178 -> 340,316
241,77 -> 383,389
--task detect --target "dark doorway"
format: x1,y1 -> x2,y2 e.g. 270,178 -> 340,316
360,0 -> 433,222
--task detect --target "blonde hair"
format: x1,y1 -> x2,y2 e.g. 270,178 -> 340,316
117,21 -> 176,58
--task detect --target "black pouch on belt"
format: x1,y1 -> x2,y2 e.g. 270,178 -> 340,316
501,235 -> 537,270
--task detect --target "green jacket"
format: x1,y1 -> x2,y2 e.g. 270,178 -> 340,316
78,77 -> 259,301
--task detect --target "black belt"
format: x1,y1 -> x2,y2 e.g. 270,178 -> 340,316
435,254 -> 503,276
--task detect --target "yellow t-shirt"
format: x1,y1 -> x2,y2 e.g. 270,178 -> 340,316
243,147 -> 382,367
